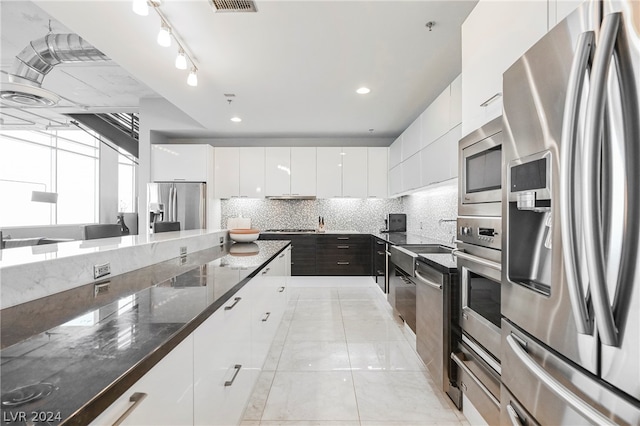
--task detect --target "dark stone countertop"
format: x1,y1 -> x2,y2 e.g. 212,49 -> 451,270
0,240 -> 290,426
418,253 -> 457,272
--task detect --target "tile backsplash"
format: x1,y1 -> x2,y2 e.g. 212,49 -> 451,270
402,179 -> 458,244
221,178 -> 458,240
222,198 -> 403,233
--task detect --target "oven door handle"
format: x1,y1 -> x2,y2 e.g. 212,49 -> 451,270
414,271 -> 442,290
506,334 -> 616,426
451,249 -> 501,271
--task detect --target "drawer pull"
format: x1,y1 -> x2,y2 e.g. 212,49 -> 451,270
337,245 -> 350,249
337,261 -> 350,265
278,286 -> 285,293
224,364 -> 242,386
262,312 -> 271,322
112,392 -> 148,426
376,241 -> 384,245
224,297 -> 242,310
262,267 -> 271,275
279,253 -> 285,258
337,237 -> 349,240
377,251 -> 385,255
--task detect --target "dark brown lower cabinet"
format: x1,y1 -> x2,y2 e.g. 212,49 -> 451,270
259,233 -> 372,276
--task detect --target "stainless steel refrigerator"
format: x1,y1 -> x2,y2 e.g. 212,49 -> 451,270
147,182 -> 206,231
501,0 -> 639,424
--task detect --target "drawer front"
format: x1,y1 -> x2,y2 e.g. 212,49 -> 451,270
316,260 -> 370,276
317,234 -> 370,245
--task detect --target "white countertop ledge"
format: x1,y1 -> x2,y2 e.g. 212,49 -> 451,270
0,229 -> 228,310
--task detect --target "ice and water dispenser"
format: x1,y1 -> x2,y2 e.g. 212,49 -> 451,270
507,151 -> 553,295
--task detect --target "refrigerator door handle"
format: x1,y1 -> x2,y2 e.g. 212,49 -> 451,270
560,30 -> 595,336
172,184 -> 178,223
506,334 -> 616,426
582,12 -> 620,347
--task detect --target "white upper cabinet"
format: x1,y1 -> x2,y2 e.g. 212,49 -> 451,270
341,147 -> 367,198
316,147 -> 343,198
265,147 -> 291,196
461,0 -> 548,136
290,147 -> 316,196
401,153 -> 421,192
367,147 -> 388,198
401,119 -> 422,161
152,144 -> 212,182
214,147 -> 240,198
389,165 -> 403,197
389,135 -> 403,168
421,88 -> 451,149
420,124 -> 461,187
239,147 -> 265,198
449,74 -> 462,129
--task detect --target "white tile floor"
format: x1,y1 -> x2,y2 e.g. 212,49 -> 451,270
241,277 -> 470,426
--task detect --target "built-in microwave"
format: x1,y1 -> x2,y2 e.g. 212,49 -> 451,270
459,117 -> 503,217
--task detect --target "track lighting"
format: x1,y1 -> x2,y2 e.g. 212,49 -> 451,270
175,49 -> 187,70
134,0 -> 198,87
132,0 -> 149,16
157,22 -> 172,47
187,68 -> 198,87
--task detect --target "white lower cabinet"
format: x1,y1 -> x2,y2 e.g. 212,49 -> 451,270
194,285 -> 254,426
90,336 -> 194,426
95,250 -> 291,426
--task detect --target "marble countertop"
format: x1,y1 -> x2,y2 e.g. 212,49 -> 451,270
0,240 -> 290,425
0,229 -> 225,269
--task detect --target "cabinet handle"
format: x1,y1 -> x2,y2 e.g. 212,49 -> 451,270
377,251 -> 385,255
224,364 -> 242,386
224,297 -> 242,310
376,270 -> 385,275
479,92 -> 502,107
112,392 -> 148,426
262,312 -> 271,322
337,245 -> 350,249
337,261 -> 350,265
278,286 -> 285,293
174,178 -> 186,181
337,237 -> 349,240
262,267 -> 271,275
376,241 -> 384,245
279,253 -> 285,258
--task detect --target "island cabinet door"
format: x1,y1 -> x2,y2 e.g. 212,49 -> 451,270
193,286 -> 255,426
89,335 -> 194,426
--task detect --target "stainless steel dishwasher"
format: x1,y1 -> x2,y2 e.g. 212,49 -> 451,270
412,257 -> 461,405
389,245 -> 418,332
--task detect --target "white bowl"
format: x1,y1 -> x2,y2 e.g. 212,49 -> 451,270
229,229 -> 260,242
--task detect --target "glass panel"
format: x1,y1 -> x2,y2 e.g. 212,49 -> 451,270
118,154 -> 136,213
466,146 -> 502,193
468,272 -> 501,328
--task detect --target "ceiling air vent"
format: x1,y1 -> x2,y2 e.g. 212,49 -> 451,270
210,0 -> 257,13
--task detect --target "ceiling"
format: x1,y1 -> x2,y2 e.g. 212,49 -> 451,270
1,0 -> 477,142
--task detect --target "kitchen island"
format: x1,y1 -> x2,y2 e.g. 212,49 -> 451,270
0,240 -> 291,425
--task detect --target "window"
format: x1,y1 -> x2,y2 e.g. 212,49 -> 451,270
118,151 -> 136,213
0,128 -> 105,227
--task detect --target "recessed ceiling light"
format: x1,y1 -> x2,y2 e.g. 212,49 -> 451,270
231,117 -> 242,123
356,87 -> 371,95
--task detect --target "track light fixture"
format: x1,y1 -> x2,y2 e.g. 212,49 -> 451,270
175,49 -> 187,69
132,0 -> 149,16
187,68 -> 198,87
157,21 -> 172,47
133,0 -> 199,87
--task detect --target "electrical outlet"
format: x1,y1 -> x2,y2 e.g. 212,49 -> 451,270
180,246 -> 187,257
94,262 -> 111,279
219,236 -> 224,245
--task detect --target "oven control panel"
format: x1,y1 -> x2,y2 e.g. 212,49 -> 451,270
457,216 -> 502,250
